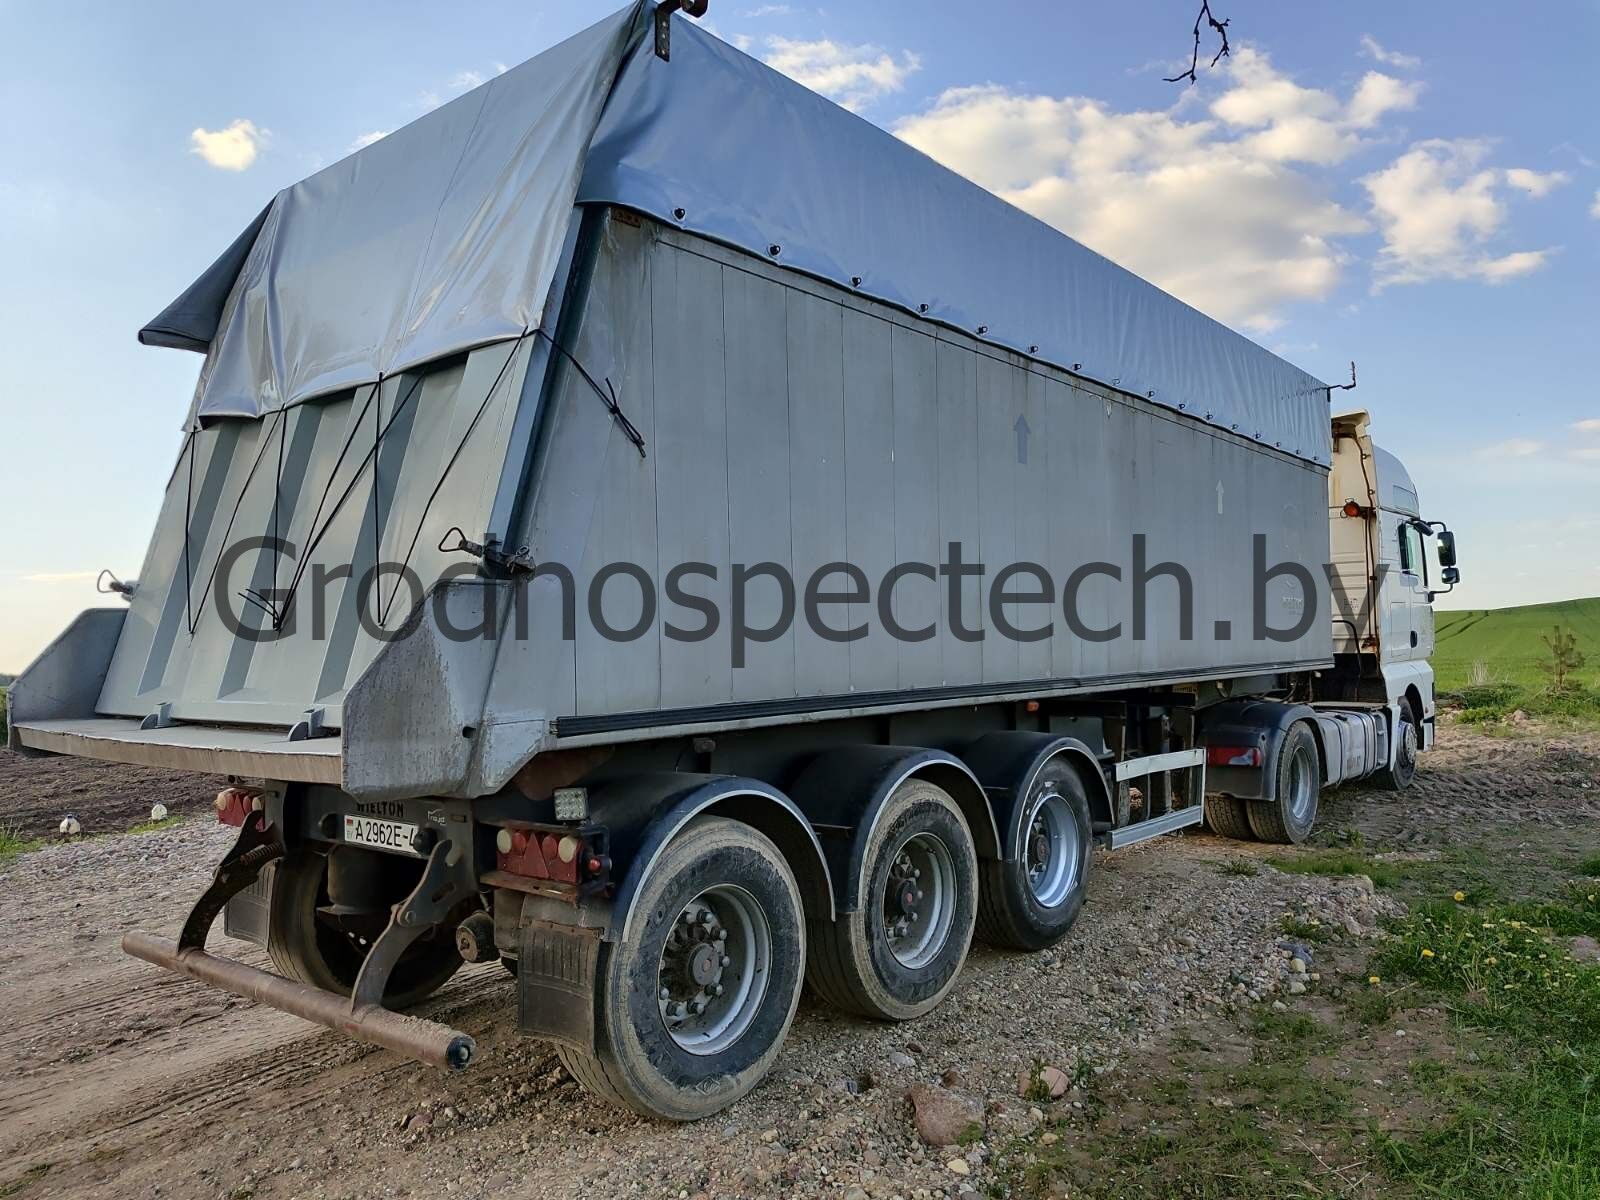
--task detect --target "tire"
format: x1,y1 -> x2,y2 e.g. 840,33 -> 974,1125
1246,723 -> 1320,844
1204,794 -> 1257,841
1373,699 -> 1419,792
807,779 -> 978,1021
267,847 -> 463,1010
556,817 -> 805,1121
976,761 -> 1092,951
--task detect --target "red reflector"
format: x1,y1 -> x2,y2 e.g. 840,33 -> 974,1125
1206,745 -> 1262,768
214,787 -> 261,827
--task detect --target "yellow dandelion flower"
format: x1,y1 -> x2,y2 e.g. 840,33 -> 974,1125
1453,891 -> 1466,902
1368,975 -> 1381,985
1420,949 -> 1435,959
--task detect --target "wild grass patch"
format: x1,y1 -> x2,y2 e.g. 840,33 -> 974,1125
1264,850 -> 1404,889
0,823 -> 41,865
1366,897 -> 1600,1198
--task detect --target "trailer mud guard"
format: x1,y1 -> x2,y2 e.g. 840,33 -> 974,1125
784,745 -> 998,913
592,774 -> 835,943
1197,699 -> 1319,801
959,732 -> 1113,855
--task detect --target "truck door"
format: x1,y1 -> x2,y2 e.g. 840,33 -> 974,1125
1395,518 -> 1431,659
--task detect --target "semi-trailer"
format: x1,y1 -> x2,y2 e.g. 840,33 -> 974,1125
8,0 -> 1460,1120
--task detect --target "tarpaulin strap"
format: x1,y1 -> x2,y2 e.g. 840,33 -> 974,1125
535,326 -> 646,458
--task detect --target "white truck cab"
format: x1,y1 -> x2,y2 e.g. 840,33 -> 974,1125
1327,410 -> 1460,783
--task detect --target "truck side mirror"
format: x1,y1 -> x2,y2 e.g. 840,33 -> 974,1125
1436,529 -> 1457,568
1441,565 -> 1460,585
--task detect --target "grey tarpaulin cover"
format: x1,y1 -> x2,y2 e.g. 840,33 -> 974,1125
142,1 -> 1332,463
141,2 -> 644,419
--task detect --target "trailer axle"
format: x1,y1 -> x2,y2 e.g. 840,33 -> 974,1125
123,931 -> 476,1071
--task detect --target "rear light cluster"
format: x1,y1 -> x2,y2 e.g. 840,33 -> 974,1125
1205,745 -> 1263,768
493,825 -> 611,887
214,786 -> 264,827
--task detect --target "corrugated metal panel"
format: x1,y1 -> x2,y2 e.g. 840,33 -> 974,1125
506,218 -> 1332,734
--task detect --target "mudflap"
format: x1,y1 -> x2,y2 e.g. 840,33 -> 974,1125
517,920 -> 603,1054
222,863 -> 275,947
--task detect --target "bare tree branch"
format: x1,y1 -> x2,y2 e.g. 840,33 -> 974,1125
1165,1 -> 1231,84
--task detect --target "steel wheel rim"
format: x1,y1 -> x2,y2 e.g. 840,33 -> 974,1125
1397,717 -> 1418,775
1287,742 -> 1317,823
656,884 -> 771,1056
883,832 -> 956,969
1023,791 -> 1080,909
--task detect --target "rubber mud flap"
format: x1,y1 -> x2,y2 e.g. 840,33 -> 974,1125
518,920 -> 603,1053
222,861 -> 275,947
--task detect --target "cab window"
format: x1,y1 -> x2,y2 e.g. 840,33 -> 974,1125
1398,523 -> 1424,577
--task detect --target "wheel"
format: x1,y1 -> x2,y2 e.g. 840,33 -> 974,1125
556,817 -> 805,1121
1373,699 -> 1419,791
1246,723 -> 1320,844
807,779 -> 978,1021
1204,794 -> 1256,840
266,847 -> 463,1010
976,761 -> 1092,951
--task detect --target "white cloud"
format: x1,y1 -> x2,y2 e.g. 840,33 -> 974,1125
893,48 -> 1395,331
349,130 -> 391,152
1475,438 -> 1545,458
763,37 -> 921,111
1503,167 -> 1569,197
189,119 -> 266,171
1358,34 -> 1421,70
1575,418 -> 1600,433
741,4 -> 792,15
1571,447 -> 1600,462
1591,187 -> 1600,219
450,69 -> 487,91
1363,139 -> 1558,286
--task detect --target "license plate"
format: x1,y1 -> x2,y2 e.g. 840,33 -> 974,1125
343,814 -> 419,854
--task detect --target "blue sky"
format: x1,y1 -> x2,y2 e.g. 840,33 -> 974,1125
1,1 -> 1596,673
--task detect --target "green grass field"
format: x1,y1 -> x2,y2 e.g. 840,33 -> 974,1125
1434,596 -> 1600,692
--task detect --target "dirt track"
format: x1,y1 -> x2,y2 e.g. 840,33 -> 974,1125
1,723 -> 1595,1200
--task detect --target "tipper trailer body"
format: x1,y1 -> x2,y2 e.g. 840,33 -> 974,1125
9,1 -> 1458,1118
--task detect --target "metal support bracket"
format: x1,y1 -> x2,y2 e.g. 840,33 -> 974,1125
653,0 -> 708,62
349,837 -> 477,1011
140,702 -> 177,730
178,812 -> 286,952
288,707 -> 332,741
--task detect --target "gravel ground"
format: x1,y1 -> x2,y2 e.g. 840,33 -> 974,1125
0,721 -> 1593,1200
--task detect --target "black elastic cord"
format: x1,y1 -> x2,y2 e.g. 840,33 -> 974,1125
273,373 -> 424,630
535,327 -> 646,458
180,429 -> 197,634
186,409 -> 286,635
379,332 -> 534,622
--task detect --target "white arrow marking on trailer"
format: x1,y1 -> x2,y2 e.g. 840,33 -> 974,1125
1216,480 -> 1224,515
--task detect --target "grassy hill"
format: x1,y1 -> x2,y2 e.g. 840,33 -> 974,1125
1432,596 -> 1600,724
1434,596 -> 1600,692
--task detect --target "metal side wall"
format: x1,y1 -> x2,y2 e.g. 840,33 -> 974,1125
481,213 -> 1333,752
